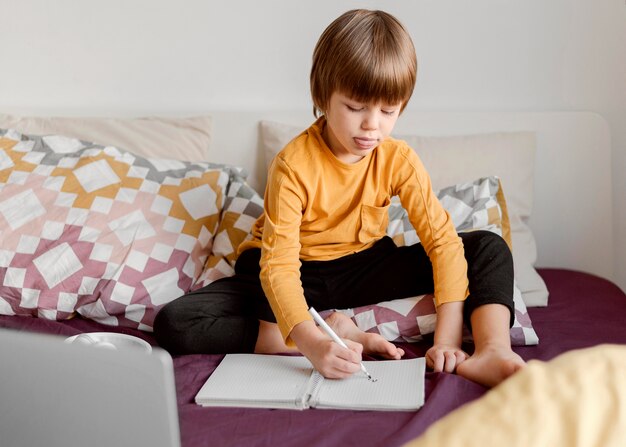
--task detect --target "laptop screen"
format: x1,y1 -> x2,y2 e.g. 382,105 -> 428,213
0,328 -> 180,447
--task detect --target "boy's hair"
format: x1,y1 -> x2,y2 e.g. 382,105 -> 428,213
311,9 -> 417,117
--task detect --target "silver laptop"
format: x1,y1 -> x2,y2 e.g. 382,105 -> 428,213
0,328 -> 181,447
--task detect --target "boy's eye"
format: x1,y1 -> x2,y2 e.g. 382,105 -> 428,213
382,109 -> 397,116
347,105 -> 364,112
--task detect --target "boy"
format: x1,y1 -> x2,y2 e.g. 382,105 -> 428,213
154,9 -> 525,387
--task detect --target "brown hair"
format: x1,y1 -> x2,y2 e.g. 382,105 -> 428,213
310,9 -> 417,117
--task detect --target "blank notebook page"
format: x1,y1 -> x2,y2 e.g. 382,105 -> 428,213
314,358 -> 425,410
196,354 -> 313,406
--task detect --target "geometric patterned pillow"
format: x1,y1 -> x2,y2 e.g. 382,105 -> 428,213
0,128 -> 231,331
193,173 -> 264,290
507,282 -> 539,346
328,176 -> 539,346
326,279 -> 538,346
388,176 -> 512,249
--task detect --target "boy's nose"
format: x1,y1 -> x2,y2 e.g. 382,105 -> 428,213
361,113 -> 379,130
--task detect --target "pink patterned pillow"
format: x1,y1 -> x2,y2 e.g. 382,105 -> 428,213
323,279 -> 538,346
193,173 -> 264,289
0,128 -> 230,330
322,295 -> 438,343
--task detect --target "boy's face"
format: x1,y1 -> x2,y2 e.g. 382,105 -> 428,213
322,91 -> 402,164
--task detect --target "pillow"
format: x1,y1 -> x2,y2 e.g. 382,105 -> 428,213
327,176 -> 539,346
387,176 -> 512,249
324,279 -> 537,347
193,173 -> 264,289
0,114 -> 212,162
509,212 -> 551,306
399,132 -> 535,220
259,120 -> 549,307
0,128 -> 230,331
260,120 -> 303,172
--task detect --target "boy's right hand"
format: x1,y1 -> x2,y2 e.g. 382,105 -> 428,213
290,320 -> 363,379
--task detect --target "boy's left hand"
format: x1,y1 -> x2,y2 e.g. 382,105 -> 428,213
425,344 -> 469,373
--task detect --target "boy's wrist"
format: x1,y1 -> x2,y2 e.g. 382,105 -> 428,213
434,301 -> 464,347
289,319 -> 324,351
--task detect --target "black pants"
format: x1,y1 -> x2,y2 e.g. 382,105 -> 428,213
153,231 -> 514,355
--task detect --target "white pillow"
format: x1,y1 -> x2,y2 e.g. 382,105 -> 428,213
509,213 -> 550,307
259,120 -> 549,307
401,131 -> 548,308
399,132 -> 536,220
0,114 -> 211,162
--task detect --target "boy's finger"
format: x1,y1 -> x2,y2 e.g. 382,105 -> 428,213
342,346 -> 362,364
325,340 -> 359,365
454,351 -> 467,366
330,356 -> 361,377
344,339 -> 364,355
432,351 -> 445,372
443,351 -> 457,373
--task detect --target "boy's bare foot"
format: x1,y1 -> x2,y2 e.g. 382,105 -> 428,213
456,344 -> 525,387
324,311 -> 404,359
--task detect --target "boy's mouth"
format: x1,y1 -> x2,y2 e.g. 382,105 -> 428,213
354,137 -> 378,149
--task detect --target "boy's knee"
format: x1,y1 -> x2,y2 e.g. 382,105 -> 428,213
153,300 -> 186,348
152,304 -> 170,334
462,230 -> 511,256
461,231 -> 514,277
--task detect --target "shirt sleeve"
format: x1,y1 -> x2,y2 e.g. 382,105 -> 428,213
394,147 -> 469,306
259,157 -> 312,344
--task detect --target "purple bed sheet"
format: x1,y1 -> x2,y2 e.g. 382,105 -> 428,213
1,268 -> 625,447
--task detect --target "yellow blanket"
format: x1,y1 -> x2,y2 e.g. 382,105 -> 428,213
406,345 -> 626,447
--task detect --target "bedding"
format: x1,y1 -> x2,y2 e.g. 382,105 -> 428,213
0,268 -> 624,447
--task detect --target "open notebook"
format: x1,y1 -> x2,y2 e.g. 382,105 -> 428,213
195,354 -> 425,411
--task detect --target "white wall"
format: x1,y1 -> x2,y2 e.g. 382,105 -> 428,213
0,0 -> 624,291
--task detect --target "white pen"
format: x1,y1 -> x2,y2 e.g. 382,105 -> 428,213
308,307 -> 375,381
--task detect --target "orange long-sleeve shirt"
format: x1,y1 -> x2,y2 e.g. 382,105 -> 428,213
239,118 -> 468,343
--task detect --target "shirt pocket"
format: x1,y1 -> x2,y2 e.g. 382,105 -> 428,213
358,203 -> 390,243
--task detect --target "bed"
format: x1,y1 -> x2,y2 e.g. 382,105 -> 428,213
0,110 -> 624,446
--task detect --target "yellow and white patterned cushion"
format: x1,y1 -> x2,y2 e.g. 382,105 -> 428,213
193,173 -> 263,289
0,128 -> 231,331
